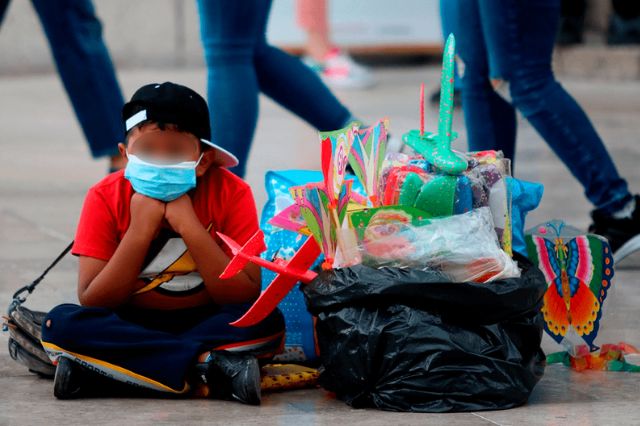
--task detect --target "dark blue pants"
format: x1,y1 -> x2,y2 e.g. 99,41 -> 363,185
41,303 -> 285,394
453,0 -> 631,215
196,0 -> 352,177
1,0 -> 124,158
440,0 -> 462,90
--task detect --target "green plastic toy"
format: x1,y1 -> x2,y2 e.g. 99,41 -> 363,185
403,34 -> 468,175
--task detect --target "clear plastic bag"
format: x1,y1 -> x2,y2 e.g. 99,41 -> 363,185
339,207 -> 520,283
377,150 -> 514,255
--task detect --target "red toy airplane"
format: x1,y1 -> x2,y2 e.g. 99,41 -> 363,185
217,230 -> 321,327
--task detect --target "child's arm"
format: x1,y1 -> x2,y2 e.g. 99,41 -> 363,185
164,195 -> 261,304
77,193 -> 166,308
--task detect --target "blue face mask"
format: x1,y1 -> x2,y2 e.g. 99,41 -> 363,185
124,153 -> 203,202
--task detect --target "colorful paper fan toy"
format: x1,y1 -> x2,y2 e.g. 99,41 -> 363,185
291,182 -> 352,268
526,220 -> 614,351
267,203 -> 311,235
348,119 -> 389,206
320,123 -> 355,206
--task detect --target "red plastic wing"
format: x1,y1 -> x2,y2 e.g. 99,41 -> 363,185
230,237 -> 321,327
218,231 -> 266,279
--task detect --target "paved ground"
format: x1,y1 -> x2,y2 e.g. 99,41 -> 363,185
0,66 -> 639,425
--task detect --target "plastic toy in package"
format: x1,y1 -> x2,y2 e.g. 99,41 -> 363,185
377,149 -> 514,256
340,207 -> 520,283
466,151 -> 513,255
379,166 -> 474,218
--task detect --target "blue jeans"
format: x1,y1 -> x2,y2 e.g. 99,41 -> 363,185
1,0 -> 125,158
440,0 -> 462,90
196,0 -> 352,177
454,0 -> 631,214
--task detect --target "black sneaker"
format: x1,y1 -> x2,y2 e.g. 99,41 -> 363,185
556,16 -> 585,46
589,195 -> 640,263
54,357 -> 175,399
202,351 -> 261,405
53,357 -> 84,400
607,14 -> 640,45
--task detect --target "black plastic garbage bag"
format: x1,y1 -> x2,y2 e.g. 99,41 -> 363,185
302,255 -> 547,412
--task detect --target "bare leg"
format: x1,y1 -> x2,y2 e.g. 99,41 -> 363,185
297,0 -> 333,61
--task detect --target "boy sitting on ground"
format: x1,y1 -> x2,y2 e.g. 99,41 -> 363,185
41,82 -> 284,404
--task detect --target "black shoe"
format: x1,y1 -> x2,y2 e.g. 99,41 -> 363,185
54,357 -> 173,399
53,357 -> 84,400
608,14 -> 640,45
203,351 -> 261,405
589,195 -> 640,263
556,16 -> 585,46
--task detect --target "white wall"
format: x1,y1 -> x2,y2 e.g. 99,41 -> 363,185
268,0 -> 441,47
0,0 -> 441,75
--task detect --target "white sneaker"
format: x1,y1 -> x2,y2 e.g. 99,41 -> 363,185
304,48 -> 375,90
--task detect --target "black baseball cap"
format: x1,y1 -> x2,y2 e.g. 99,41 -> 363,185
122,82 -> 239,168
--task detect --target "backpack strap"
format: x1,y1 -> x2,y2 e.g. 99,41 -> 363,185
7,241 -> 74,314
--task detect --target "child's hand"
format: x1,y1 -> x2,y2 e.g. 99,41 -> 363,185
165,194 -> 200,235
129,193 -> 165,238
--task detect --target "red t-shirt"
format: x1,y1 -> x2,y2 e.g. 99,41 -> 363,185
73,167 -> 264,305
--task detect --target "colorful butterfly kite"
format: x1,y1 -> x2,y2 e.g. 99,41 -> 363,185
526,221 -> 614,351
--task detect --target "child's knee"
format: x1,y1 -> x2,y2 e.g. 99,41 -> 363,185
41,303 -> 105,344
41,304 -> 77,342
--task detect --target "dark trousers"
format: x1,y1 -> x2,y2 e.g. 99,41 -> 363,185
454,0 -> 631,215
41,303 -> 285,393
196,0 -> 352,177
1,0 -> 124,158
